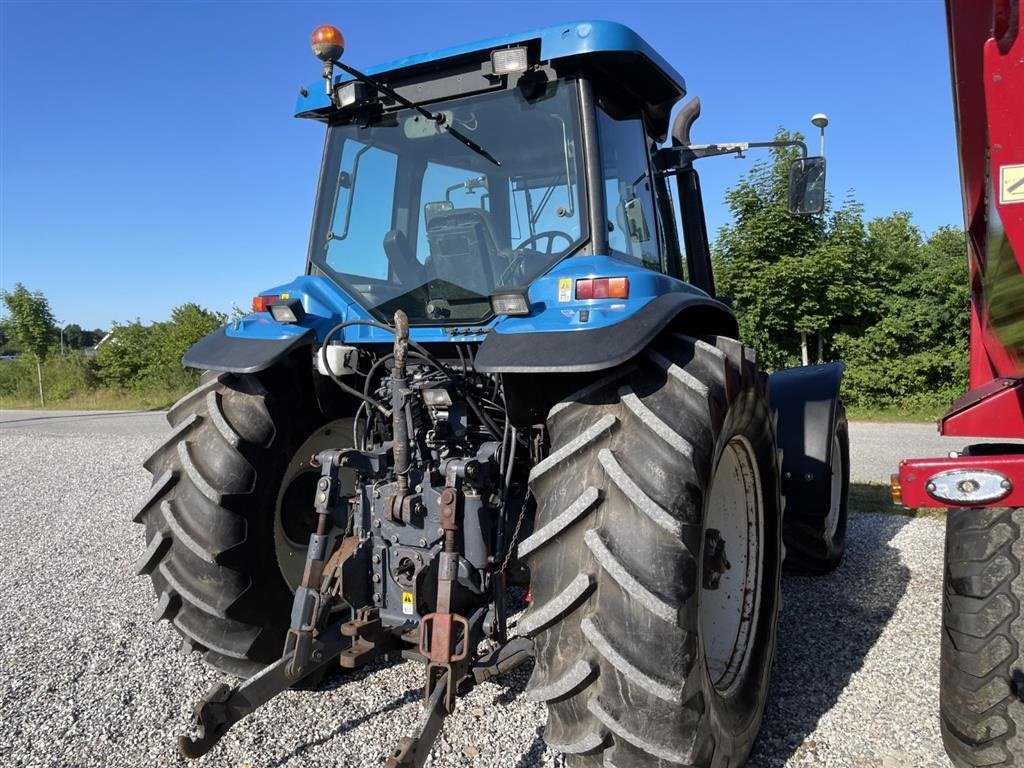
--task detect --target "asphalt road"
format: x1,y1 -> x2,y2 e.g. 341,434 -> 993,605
0,410 -> 964,767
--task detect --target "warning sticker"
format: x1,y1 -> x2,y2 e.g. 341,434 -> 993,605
1001,164 -> 1024,205
558,277 -> 572,302
401,591 -> 415,616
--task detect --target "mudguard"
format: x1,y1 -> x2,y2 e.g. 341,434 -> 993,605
182,326 -> 315,374
768,362 -> 846,511
474,293 -> 736,374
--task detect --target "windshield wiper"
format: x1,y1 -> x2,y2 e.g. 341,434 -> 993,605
335,62 -> 501,167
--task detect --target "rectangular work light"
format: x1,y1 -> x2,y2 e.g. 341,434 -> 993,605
490,47 -> 529,76
334,80 -> 370,109
270,298 -> 306,324
490,290 -> 530,316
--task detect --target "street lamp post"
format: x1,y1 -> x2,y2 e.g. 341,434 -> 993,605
811,112 -> 829,157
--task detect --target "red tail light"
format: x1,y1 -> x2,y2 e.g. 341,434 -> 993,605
252,294 -> 281,312
575,277 -> 629,300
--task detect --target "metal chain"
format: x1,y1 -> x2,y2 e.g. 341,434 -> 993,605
500,489 -> 532,573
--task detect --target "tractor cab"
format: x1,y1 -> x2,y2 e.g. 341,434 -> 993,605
295,22 -> 691,328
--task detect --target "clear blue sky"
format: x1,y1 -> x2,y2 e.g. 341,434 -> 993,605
0,0 -> 960,330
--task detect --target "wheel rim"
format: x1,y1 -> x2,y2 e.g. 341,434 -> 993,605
274,418 -> 354,591
700,436 -> 764,696
825,431 -> 843,540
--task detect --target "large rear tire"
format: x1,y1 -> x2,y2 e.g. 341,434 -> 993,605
135,370 -> 335,677
519,334 -> 782,767
940,506 -> 1024,768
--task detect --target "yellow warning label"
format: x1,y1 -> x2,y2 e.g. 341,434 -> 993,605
401,591 -> 414,615
558,277 -> 572,302
1000,164 -> 1024,205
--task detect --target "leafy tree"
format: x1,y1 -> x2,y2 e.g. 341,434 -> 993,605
148,303 -> 226,389
714,132 -> 875,368
92,303 -> 225,390
63,323 -> 84,350
1,283 -> 57,405
83,328 -> 106,348
92,320 -> 155,389
713,130 -> 970,411
833,224 -> 969,409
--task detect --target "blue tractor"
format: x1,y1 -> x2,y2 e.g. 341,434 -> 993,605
138,21 -> 849,767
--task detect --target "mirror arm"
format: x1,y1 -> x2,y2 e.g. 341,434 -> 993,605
655,139 -> 809,177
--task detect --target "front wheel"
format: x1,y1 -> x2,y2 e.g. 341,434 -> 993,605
940,506 -> 1024,768
519,334 -> 782,767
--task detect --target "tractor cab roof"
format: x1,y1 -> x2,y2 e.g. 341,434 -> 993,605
295,20 -> 686,142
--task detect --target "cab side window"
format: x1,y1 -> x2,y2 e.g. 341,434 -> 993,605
597,111 -> 661,272
325,140 -> 398,280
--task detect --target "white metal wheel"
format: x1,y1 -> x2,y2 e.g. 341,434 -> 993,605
824,431 -> 843,540
700,435 -> 764,696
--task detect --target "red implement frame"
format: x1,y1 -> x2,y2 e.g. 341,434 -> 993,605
897,0 -> 1024,508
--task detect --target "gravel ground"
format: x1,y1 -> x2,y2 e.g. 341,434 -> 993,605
0,411 -> 953,767
848,420 -> 1022,484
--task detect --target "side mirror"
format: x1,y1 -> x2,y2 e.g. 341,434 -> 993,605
788,156 -> 826,215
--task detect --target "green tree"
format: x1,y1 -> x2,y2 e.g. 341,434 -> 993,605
147,303 -> 226,389
833,224 -> 969,409
82,328 -> 106,348
1,283 -> 57,405
714,132 -> 875,368
92,304 -> 225,391
63,323 -> 84,350
92,321 -> 156,389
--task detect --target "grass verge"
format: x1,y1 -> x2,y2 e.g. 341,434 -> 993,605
845,405 -> 944,424
0,387 -> 188,412
850,482 -> 946,519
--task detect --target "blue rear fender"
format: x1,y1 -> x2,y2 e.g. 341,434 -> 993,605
182,256 -> 734,374
476,255 -> 736,373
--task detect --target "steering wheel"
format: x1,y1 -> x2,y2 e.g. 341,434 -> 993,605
516,230 -> 573,255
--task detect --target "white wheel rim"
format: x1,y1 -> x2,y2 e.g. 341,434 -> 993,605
825,432 -> 842,540
700,436 -> 764,696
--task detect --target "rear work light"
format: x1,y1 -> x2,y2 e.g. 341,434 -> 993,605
490,47 -> 529,76
270,298 -> 305,324
575,277 -> 629,300
490,290 -> 531,316
252,294 -> 281,312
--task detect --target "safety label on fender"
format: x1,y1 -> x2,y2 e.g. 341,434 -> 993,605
401,591 -> 415,615
558,277 -> 572,302
1001,164 -> 1024,205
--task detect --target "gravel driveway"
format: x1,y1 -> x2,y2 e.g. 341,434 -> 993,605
0,411 -> 954,767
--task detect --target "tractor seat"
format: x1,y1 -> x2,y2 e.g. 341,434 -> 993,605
424,208 -> 504,295
383,229 -> 427,287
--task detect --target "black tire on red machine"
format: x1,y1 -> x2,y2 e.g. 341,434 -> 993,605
940,505 -> 1024,768
519,333 -> 783,767
134,369 -> 343,677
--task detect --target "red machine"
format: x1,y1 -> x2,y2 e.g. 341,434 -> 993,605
895,0 -> 1023,509
894,3 -> 1023,766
